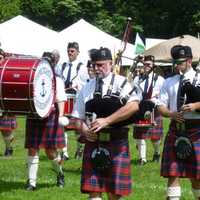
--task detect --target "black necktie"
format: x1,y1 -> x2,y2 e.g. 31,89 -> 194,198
177,75 -> 184,111
143,76 -> 149,99
65,63 -> 72,88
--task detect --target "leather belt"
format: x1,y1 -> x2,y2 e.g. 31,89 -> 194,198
171,120 -> 200,130
185,119 -> 200,129
98,127 -> 129,142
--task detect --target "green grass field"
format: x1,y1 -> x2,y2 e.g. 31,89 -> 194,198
0,117 -> 192,200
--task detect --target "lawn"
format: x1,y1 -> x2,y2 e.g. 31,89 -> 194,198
0,117 -> 192,200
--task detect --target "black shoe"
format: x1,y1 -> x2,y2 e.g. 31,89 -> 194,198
57,173 -> 65,188
152,153 -> 160,162
61,152 -> 69,161
26,184 -> 36,191
138,159 -> 147,166
4,147 -> 13,156
26,181 -> 36,191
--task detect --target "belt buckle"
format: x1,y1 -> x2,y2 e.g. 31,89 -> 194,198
99,133 -> 110,142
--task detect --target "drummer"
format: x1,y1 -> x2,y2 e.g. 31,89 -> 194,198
132,55 -> 165,165
25,52 -> 67,190
0,49 -> 17,156
86,60 -> 96,82
56,42 -> 89,160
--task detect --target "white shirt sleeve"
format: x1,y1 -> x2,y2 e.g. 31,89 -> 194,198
120,76 -> 141,103
71,89 -> 85,119
72,63 -> 89,91
157,78 -> 169,107
56,77 -> 66,102
151,75 -> 165,104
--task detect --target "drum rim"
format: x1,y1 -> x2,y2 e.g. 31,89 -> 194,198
33,59 -> 56,118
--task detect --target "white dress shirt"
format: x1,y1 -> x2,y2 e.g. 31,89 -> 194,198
56,59 -> 89,91
133,72 -> 165,104
56,77 -> 67,102
157,67 -> 200,113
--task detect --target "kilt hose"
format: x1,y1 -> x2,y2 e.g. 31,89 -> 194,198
0,115 -> 17,131
133,111 -> 163,140
81,139 -> 132,196
161,121 -> 200,179
25,107 -> 65,149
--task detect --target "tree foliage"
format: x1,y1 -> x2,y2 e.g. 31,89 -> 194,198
0,0 -> 21,22
0,0 -> 200,40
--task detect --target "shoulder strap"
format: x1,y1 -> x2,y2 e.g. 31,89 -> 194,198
153,73 -> 158,87
62,62 -> 67,73
115,78 -> 128,96
106,73 -> 115,96
76,62 -> 83,73
192,69 -> 200,86
69,62 -> 83,85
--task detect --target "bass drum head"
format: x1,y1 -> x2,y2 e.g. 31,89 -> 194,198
33,59 -> 55,118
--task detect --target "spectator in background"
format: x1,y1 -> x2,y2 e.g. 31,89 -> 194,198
56,42 -> 89,160
0,49 -> 17,157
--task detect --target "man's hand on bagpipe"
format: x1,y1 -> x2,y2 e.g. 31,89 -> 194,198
170,111 -> 185,123
90,118 -> 110,133
181,103 -> 197,112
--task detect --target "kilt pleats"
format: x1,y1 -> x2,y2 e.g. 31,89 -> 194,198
133,114 -> 163,140
25,108 -> 65,149
81,139 -> 132,196
161,121 -> 200,179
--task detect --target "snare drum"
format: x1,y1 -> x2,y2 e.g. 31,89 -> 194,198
64,93 -> 77,130
133,109 -> 156,127
0,57 -> 55,118
64,94 -> 76,116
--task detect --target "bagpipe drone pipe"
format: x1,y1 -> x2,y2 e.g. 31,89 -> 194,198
85,74 -> 155,128
182,79 -> 200,105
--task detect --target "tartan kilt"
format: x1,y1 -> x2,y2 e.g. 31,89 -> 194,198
161,121 -> 200,179
133,111 -> 163,140
0,115 -> 17,131
25,107 -> 65,149
81,139 -> 132,196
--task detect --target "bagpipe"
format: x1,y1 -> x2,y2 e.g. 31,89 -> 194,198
113,17 -> 132,75
85,72 -> 157,128
127,54 -> 145,82
182,65 -> 200,104
129,56 -> 158,127
174,65 -> 200,160
85,73 -> 139,128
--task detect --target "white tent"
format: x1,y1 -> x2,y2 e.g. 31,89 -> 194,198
0,15 -> 58,57
58,19 -> 135,65
0,16 -> 166,66
146,38 -> 166,50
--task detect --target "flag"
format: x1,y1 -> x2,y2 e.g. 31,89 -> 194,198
134,32 -> 145,54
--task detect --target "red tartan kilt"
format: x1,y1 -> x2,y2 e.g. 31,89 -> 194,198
81,139 -> 132,196
25,108 -> 65,149
0,115 -> 17,131
133,114 -> 163,140
161,121 -> 200,179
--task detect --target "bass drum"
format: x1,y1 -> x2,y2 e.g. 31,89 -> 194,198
0,57 -> 55,118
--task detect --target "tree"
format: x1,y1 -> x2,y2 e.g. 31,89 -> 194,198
0,0 -> 21,22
